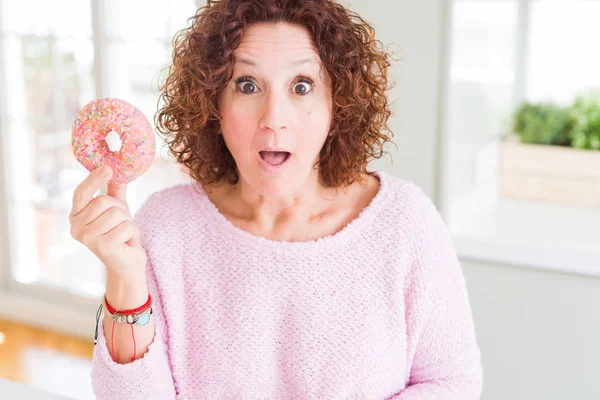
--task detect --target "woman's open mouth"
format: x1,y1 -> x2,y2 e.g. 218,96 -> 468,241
257,150 -> 292,172
259,151 -> 290,165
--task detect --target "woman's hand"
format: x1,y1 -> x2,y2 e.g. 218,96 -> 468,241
69,165 -> 147,282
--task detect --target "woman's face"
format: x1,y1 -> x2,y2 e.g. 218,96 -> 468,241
218,22 -> 333,197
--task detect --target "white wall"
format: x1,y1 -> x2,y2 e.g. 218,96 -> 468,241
463,259 -> 600,400
349,0 -> 447,199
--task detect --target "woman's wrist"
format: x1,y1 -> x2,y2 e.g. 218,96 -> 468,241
105,271 -> 149,310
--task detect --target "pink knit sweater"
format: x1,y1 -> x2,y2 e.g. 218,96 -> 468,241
91,170 -> 483,399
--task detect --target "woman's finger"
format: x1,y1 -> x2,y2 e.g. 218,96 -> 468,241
78,194 -> 130,226
70,166 -> 112,217
101,220 -> 140,248
85,206 -> 132,237
107,181 -> 128,204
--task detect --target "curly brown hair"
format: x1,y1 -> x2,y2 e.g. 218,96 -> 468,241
155,0 -> 395,188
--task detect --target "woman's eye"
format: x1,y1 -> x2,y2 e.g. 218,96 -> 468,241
292,81 -> 313,95
234,77 -> 313,95
235,76 -> 258,94
238,81 -> 256,93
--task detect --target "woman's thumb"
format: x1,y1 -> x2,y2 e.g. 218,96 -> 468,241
107,181 -> 128,202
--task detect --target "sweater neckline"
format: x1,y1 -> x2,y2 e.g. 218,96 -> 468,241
188,170 -> 390,251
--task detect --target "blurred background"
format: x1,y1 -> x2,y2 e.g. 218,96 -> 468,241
0,0 -> 598,399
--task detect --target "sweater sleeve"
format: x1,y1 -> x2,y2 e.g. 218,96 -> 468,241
90,200 -> 178,399
393,184 -> 483,399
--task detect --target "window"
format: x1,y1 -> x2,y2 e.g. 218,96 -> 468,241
526,1 -> 600,103
0,0 -> 196,303
441,0 -> 600,275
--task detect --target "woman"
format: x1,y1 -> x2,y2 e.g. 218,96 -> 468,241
70,0 -> 483,398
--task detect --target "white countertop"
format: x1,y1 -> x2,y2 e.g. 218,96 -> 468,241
448,179 -> 600,278
0,378 -> 73,400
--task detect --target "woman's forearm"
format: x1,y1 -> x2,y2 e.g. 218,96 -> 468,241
103,273 -> 156,364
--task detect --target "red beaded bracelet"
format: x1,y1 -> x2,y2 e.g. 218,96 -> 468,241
104,294 -> 152,315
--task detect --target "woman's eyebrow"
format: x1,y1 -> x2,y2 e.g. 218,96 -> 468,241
236,57 -> 320,69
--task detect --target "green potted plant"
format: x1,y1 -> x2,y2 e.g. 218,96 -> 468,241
499,90 -> 600,207
510,102 -> 572,146
569,89 -> 600,150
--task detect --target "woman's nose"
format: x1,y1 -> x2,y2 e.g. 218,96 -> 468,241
258,90 -> 289,133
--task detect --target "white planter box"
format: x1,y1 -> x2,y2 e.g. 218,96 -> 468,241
499,134 -> 600,208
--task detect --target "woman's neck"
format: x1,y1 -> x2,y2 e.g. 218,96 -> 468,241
218,170 -> 338,230
204,171 -> 378,242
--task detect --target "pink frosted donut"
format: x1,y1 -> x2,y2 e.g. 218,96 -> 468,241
71,98 -> 155,184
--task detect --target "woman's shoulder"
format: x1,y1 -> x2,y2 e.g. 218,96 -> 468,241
376,170 -> 437,215
377,171 -> 457,275
376,170 -> 447,240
